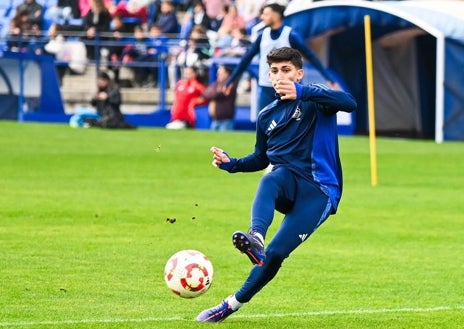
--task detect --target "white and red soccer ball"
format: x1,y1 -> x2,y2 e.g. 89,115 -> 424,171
164,250 -> 214,298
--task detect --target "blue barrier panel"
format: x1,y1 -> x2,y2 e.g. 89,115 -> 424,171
0,50 -> 65,122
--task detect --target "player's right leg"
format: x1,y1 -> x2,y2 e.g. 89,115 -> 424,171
232,230 -> 265,266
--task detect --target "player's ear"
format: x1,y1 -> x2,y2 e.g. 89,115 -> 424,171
296,69 -> 304,82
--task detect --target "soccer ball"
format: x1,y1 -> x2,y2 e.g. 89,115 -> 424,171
164,249 -> 214,298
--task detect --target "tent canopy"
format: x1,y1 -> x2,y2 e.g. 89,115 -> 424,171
284,0 -> 464,141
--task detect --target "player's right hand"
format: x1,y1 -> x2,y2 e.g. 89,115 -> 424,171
210,146 -> 237,172
210,146 -> 230,167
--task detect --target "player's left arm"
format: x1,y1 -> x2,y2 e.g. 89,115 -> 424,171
289,32 -> 335,83
273,81 -> 357,113
296,83 -> 357,113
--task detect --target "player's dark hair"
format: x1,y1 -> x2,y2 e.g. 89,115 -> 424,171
266,47 -> 303,69
263,3 -> 286,18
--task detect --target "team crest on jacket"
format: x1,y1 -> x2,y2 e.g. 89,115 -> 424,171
292,107 -> 302,121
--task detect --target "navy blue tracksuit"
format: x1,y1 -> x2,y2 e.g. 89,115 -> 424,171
224,83 -> 357,302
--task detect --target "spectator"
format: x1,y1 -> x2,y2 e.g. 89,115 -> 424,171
214,27 -> 252,93
179,24 -> 211,66
154,0 -> 179,35
217,4 -> 245,36
190,1 -> 212,33
202,0 -> 230,31
44,23 -> 88,83
120,24 -> 168,87
215,27 -> 250,58
146,24 -> 169,86
170,24 -> 211,86
178,2 -> 194,40
107,14 -> 132,83
212,25 -> 233,57
235,0 -> 264,31
202,65 -> 237,131
44,0 -> 81,25
78,0 -> 112,17
82,0 -> 112,60
107,0 -> 149,28
7,7 -> 43,54
166,66 -> 207,129
15,0 -> 44,32
86,71 -> 136,129
120,25 -> 152,87
7,8 -> 32,52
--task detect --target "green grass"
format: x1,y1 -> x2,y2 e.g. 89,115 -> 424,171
0,122 -> 463,328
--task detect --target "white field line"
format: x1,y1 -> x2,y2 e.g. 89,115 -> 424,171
1,305 -> 463,327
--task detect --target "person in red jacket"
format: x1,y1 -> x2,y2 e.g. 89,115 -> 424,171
166,66 -> 207,129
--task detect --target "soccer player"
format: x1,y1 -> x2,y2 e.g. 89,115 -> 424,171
224,0 -> 337,113
196,47 -> 357,322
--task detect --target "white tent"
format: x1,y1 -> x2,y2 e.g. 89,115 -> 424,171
284,0 -> 464,142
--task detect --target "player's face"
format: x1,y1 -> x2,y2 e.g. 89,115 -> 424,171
260,7 -> 279,27
268,61 -> 303,84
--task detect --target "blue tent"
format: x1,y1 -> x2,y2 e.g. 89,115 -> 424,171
284,0 -> 464,142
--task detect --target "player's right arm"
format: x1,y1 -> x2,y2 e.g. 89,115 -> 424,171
210,128 -> 269,173
211,147 -> 233,168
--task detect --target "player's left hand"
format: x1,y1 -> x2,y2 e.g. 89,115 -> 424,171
273,79 -> 297,100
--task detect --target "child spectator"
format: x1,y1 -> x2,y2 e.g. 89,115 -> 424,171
107,15 -> 132,83
120,25 -> 151,87
154,0 -> 179,35
145,24 -> 169,86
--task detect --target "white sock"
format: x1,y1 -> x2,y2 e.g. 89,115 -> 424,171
227,295 -> 243,311
254,232 -> 264,245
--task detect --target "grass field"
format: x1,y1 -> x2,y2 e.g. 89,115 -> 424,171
0,122 -> 463,329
